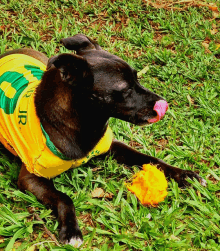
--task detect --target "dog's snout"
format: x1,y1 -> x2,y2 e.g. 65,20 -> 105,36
148,100 -> 168,123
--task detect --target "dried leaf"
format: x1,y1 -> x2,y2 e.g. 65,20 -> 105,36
210,28 -> 218,35
173,100 -> 178,106
170,234 -> 181,241
209,3 -> 220,19
26,246 -> 37,251
137,66 -> 149,77
212,10 -> 219,19
92,167 -> 102,172
209,6 -> 218,11
14,242 -> 22,248
105,192 -> 114,199
91,188 -> 105,198
187,94 -> 193,104
212,23 -> 217,29
202,41 -> 209,49
151,3 -> 166,9
202,41 -> 211,53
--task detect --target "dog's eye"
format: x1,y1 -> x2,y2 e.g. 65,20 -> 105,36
60,70 -> 70,81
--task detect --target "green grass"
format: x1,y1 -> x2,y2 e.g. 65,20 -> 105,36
0,0 -> 220,250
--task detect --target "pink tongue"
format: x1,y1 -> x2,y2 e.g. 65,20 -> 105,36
148,100 -> 168,123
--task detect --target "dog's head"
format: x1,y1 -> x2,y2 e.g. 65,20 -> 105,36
47,34 -> 168,125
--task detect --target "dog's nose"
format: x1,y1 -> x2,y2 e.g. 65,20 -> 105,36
148,100 -> 168,123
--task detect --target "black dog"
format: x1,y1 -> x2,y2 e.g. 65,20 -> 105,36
0,34 -> 206,247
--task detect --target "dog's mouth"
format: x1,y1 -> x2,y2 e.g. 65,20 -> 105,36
147,100 -> 168,123
135,100 -> 168,125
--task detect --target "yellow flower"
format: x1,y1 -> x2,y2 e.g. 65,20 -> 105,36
126,164 -> 168,206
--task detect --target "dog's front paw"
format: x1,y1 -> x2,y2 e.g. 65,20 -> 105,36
59,226 -> 83,248
67,236 -> 83,248
174,169 -> 207,187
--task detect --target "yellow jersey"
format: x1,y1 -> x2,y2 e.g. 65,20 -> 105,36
0,54 -> 113,178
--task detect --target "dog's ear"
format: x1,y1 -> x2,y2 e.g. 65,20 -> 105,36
61,34 -> 101,54
50,53 -> 93,85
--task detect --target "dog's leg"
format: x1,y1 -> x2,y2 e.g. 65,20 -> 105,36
18,164 -> 83,247
107,140 -> 206,187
